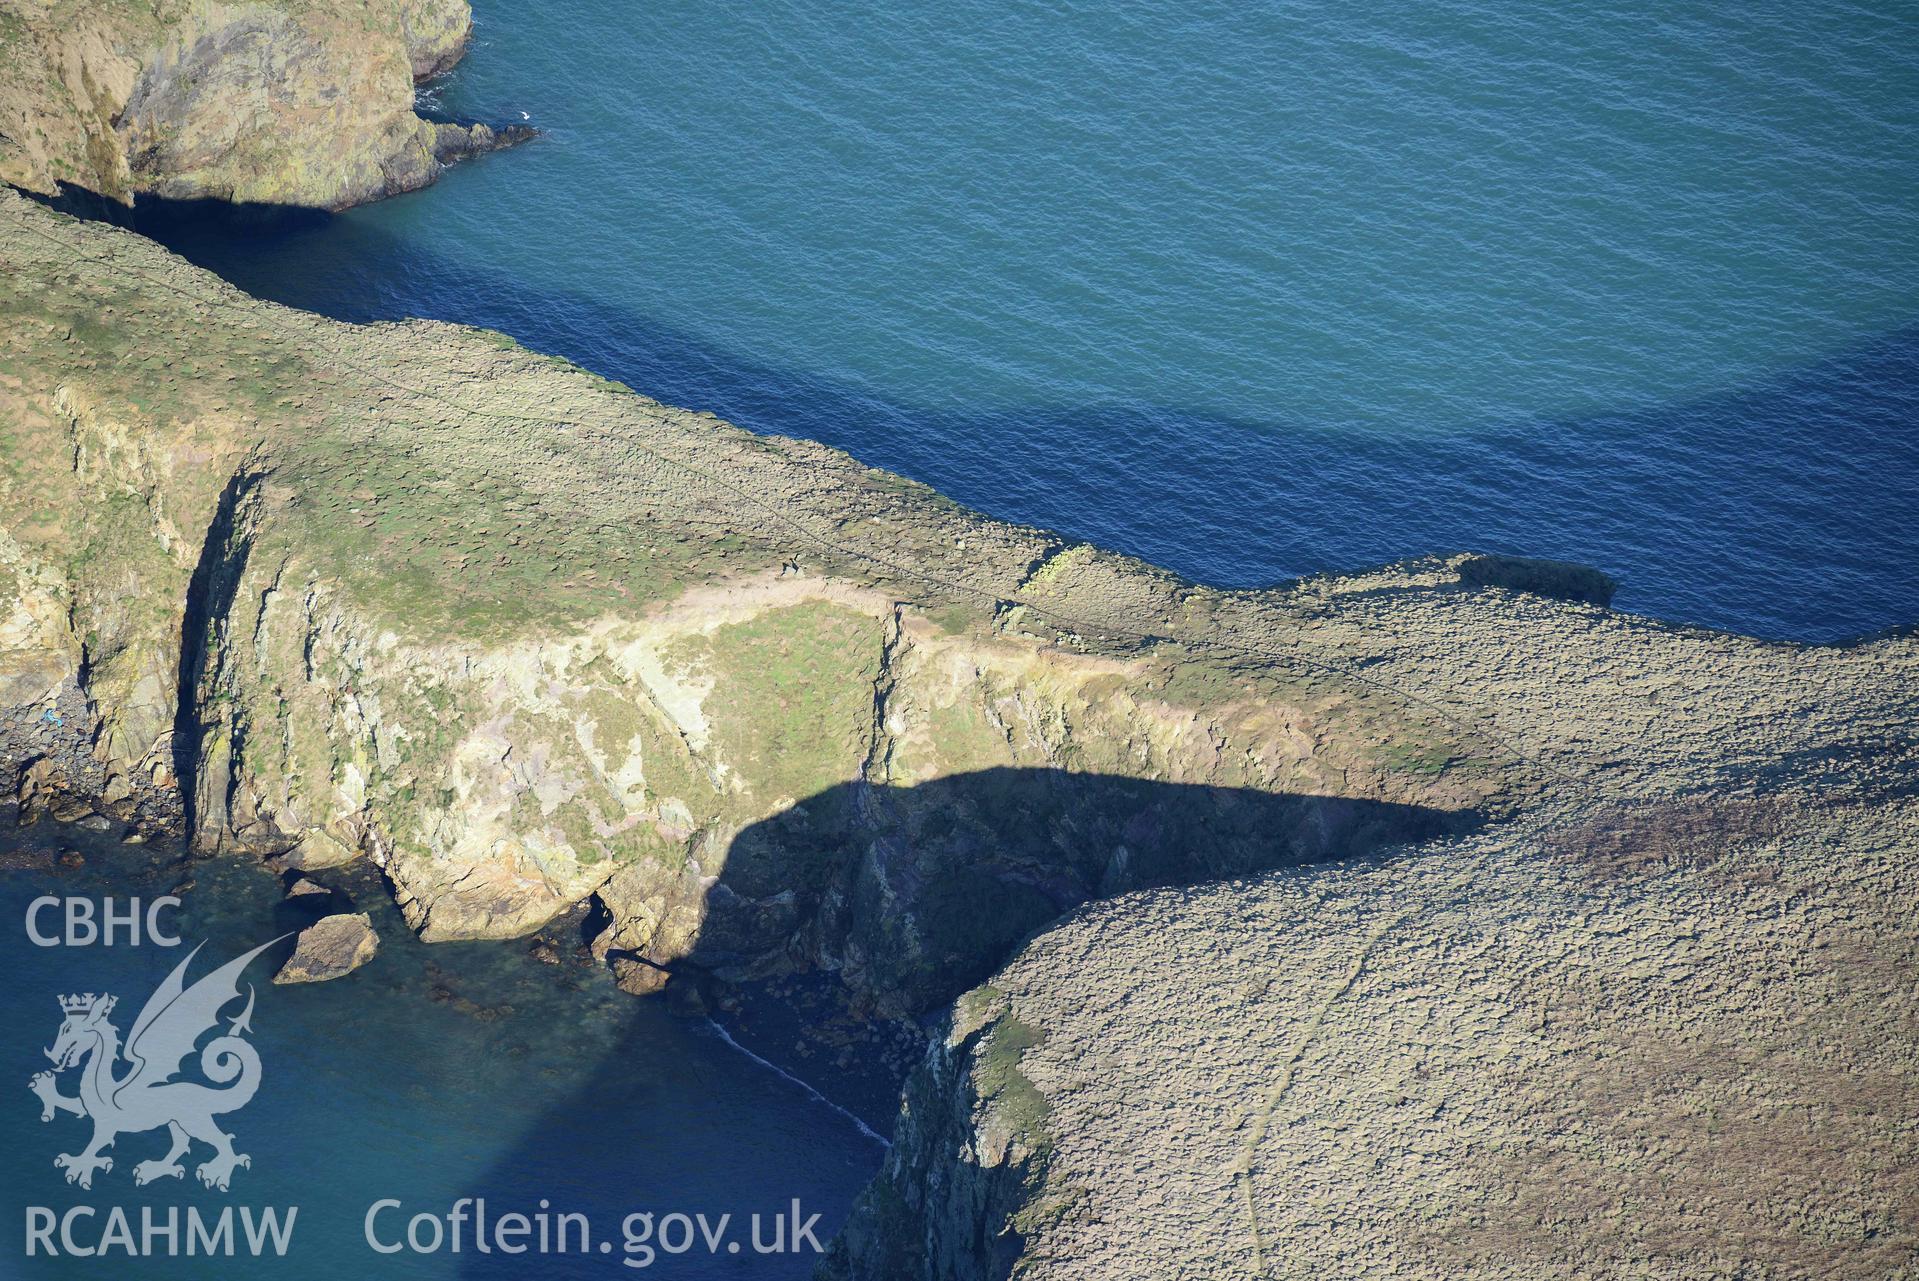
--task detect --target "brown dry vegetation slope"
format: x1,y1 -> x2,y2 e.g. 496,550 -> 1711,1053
834,788 -> 1918,1281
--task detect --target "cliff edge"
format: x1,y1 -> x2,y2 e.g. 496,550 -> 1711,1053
0,189 -> 1518,1009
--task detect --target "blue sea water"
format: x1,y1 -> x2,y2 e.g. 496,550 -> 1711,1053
137,0 -> 1919,641
0,827 -> 880,1279
14,8 -> 1917,1274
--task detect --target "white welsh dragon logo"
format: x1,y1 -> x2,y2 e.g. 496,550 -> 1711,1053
28,938 -> 284,1191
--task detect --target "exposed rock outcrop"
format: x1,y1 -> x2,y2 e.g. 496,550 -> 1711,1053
0,0 -> 521,210
273,911 -> 377,983
1,189 -> 1526,1006
823,986 -> 1061,1281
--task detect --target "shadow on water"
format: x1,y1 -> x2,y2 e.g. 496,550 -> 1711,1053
0,814 -> 883,1281
75,194 -> 1919,645
440,1001 -> 883,1280
457,768 -> 1472,1278
30,181 -> 338,233
24,181 -> 1919,641
0,773 -> 1469,1278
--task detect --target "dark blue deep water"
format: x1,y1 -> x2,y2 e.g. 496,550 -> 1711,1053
141,0 -> 1919,639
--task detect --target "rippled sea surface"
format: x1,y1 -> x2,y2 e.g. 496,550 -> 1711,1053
145,0 -> 1919,639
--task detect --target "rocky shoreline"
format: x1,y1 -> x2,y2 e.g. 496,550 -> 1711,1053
2,678 -> 179,834
2,24 -> 1916,1276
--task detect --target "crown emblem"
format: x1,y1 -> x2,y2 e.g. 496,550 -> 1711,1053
58,993 -> 114,1016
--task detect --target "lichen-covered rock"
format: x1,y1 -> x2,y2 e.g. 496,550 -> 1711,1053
396,0 -> 471,79
272,911 -> 377,983
0,0 -> 510,210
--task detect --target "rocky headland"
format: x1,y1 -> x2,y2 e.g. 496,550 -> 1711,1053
0,187 -> 1529,1007
0,0 -> 527,211
1,179 -> 1914,1280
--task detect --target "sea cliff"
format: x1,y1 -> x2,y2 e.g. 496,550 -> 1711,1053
0,0 -> 521,210
2,188 -> 1915,1279
0,187 -> 1507,1008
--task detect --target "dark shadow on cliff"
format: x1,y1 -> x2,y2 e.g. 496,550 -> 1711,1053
19,122 -> 536,229
172,470 -> 261,841
78,200 -> 1919,644
660,769 -> 1477,1016
453,768 -> 1470,1278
